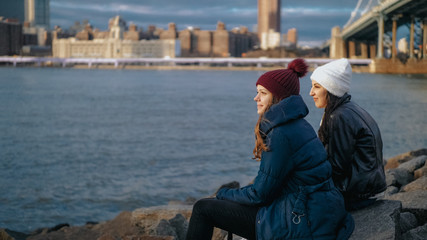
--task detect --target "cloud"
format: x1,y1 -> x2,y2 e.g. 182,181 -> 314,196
49,0 -> 361,46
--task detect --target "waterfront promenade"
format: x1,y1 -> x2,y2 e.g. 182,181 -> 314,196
0,56 -> 372,71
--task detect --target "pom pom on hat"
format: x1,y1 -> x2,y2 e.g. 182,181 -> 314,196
256,58 -> 308,100
310,58 -> 352,97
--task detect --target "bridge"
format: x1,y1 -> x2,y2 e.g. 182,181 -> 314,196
329,0 -> 427,73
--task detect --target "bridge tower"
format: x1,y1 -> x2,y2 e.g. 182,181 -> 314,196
329,0 -> 427,74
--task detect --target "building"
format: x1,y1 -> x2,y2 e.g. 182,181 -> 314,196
0,18 -> 23,56
52,16 -> 178,58
258,0 -> 281,49
0,0 -> 50,29
178,22 -> 256,57
287,28 -> 298,46
25,0 -> 50,29
261,29 -> 281,50
0,0 -> 51,56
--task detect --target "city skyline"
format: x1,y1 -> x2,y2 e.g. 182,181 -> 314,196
50,0 -> 360,47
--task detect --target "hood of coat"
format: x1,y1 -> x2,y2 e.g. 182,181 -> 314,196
260,95 -> 309,134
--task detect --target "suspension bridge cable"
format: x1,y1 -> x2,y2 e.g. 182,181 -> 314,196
344,0 -> 364,27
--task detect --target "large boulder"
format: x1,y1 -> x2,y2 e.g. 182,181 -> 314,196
385,149 -> 427,170
414,161 -> 427,179
386,168 -> 414,188
349,200 -> 401,240
398,156 -> 427,173
402,176 -> 427,192
402,223 -> 427,240
131,205 -> 193,235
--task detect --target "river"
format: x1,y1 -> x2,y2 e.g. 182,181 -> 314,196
0,67 -> 426,232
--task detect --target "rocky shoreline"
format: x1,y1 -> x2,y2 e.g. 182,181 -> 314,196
1,149 -> 426,240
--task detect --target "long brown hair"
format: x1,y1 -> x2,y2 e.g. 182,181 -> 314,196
318,92 -> 341,145
253,96 -> 280,161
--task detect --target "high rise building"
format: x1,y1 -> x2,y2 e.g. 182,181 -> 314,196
0,0 -> 50,29
287,28 -> 298,46
258,0 -> 281,49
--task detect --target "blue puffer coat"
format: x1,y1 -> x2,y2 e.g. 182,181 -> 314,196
216,95 -> 354,240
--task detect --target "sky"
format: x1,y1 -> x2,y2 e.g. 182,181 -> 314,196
50,0 -> 375,47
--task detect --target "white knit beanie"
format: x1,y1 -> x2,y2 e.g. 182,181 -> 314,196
310,58 -> 352,97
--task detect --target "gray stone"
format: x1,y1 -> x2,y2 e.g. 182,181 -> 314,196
131,205 -> 192,233
349,200 -> 401,240
402,223 -> 427,240
398,155 -> 427,173
402,176 -> 427,192
168,214 -> 188,240
155,219 -> 177,239
386,190 -> 427,210
386,168 -> 414,187
400,212 -> 418,233
385,186 -> 400,196
414,163 -> 427,179
385,149 -> 427,170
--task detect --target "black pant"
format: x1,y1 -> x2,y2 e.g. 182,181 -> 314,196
186,198 -> 259,240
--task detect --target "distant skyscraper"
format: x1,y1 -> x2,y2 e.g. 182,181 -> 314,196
258,0 -> 280,37
0,0 -> 49,29
25,0 -> 50,28
258,0 -> 281,49
287,28 -> 298,46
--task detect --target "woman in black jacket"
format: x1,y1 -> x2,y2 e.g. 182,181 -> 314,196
309,58 -> 386,211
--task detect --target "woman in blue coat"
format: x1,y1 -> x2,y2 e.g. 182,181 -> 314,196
185,59 -> 354,240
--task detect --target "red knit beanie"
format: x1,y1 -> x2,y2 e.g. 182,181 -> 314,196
256,58 -> 308,100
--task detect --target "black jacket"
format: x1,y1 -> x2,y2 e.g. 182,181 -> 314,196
323,93 -> 386,200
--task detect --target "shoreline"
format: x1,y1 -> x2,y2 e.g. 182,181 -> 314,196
2,63 -> 427,77
2,56 -> 427,74
0,62 -> 380,74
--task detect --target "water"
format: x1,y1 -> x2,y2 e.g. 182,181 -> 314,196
0,67 -> 426,233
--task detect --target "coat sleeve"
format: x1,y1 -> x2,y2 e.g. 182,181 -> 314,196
216,130 -> 295,206
327,112 -> 356,181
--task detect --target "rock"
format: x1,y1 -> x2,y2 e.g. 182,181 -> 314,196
385,186 -> 400,196
27,225 -> 98,240
349,200 -> 401,240
386,190 -> 427,210
398,155 -> 427,173
402,176 -> 427,192
139,237 -> 174,240
385,149 -> 427,169
400,212 -> 418,233
402,223 -> 427,240
0,229 -> 29,240
168,214 -> 188,240
0,229 -> 14,240
155,219 -> 178,239
131,205 -> 192,234
386,168 -> 414,187
414,162 -> 427,179
96,234 -> 117,240
168,197 -> 197,206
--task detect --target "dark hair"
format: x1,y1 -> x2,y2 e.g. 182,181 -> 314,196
318,92 -> 342,145
253,96 -> 280,161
